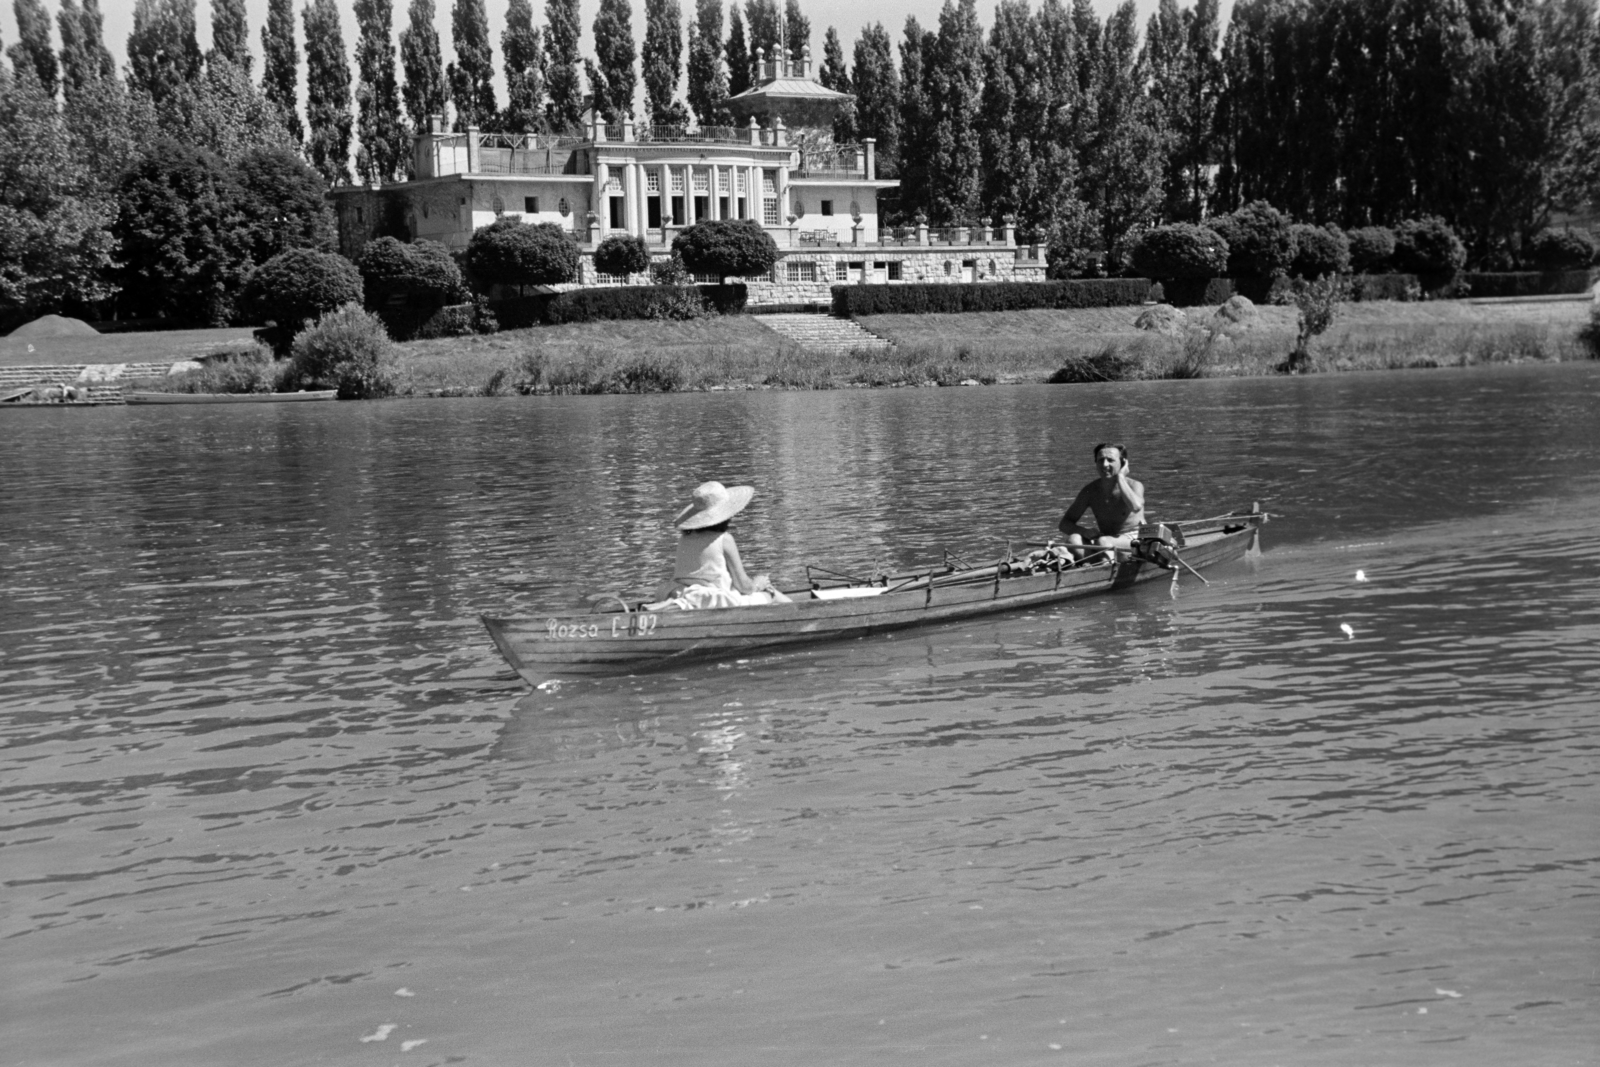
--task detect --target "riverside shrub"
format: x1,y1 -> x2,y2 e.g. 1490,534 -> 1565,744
831,279 -> 1151,317
1289,224 -> 1351,279
1525,229 -> 1596,271
285,303 -> 396,399
1393,216 -> 1467,275
1205,201 -> 1295,278
1130,224 -> 1229,280
671,219 -> 779,278
241,248 -> 364,354
1347,226 -> 1397,273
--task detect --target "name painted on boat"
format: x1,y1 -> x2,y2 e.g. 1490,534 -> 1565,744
547,613 -> 658,640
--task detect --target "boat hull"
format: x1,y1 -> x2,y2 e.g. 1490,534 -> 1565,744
123,390 -> 338,404
483,512 -> 1263,685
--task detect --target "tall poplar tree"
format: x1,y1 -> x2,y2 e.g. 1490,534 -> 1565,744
210,0 -> 250,71
260,0 -> 301,140
819,26 -> 852,140
725,4 -> 751,96
897,15 -> 935,216
543,0 -> 582,129
128,0 -> 202,105
783,0 -> 809,63
448,0 -> 495,129
744,0 -> 779,74
400,0 -> 446,133
58,0 -> 91,93
643,0 -> 688,123
11,0 -> 59,95
587,0 -> 636,120
980,0 -> 1049,229
1084,0 -> 1163,261
501,0 -> 545,131
687,0 -> 730,125
303,0 -> 352,183
80,0 -> 115,80
355,0 -> 410,181
925,0 -> 984,225
852,22 -> 900,174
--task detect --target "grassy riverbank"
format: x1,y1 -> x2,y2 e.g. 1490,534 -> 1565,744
395,297 -> 1596,395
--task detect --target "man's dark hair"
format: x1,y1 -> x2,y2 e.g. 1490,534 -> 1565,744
1093,442 -> 1128,463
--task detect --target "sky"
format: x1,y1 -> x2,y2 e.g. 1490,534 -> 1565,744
3,0 -> 1236,93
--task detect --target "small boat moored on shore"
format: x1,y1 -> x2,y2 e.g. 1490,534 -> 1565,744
123,390 -> 338,404
483,505 -> 1266,685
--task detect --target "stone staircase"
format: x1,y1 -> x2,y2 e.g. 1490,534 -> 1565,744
756,313 -> 895,356
0,361 -> 188,405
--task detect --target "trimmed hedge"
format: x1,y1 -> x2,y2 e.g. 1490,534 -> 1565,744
1154,277 -> 1233,307
1349,273 -> 1420,301
488,284 -> 748,326
1459,270 -> 1597,298
831,279 -> 1152,317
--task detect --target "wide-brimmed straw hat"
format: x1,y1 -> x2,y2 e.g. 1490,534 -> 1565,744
674,481 -> 754,530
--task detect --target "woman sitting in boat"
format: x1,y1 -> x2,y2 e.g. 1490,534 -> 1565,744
644,481 -> 793,611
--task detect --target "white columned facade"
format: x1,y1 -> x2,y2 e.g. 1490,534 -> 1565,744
594,161 -> 609,235
624,163 -> 641,238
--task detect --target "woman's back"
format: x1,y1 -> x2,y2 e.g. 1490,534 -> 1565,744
674,529 -> 732,589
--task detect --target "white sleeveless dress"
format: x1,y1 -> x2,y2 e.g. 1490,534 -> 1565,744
661,530 -> 790,609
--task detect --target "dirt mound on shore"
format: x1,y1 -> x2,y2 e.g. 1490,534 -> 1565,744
7,315 -> 100,339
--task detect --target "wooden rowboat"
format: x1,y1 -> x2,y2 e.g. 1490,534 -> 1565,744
123,389 -> 338,404
483,506 -> 1266,685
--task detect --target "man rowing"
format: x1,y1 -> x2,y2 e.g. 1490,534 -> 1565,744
1058,443 -> 1145,563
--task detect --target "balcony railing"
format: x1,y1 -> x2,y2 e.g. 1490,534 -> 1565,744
635,124 -> 750,145
471,158 -> 568,176
794,147 -> 869,179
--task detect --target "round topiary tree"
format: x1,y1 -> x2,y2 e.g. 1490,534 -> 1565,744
1393,216 -> 1466,275
1347,226 -> 1397,274
1525,228 -> 1597,271
1289,224 -> 1351,279
359,237 -> 469,306
1204,200 -> 1295,279
1130,224 -> 1229,280
240,248 -> 364,354
593,234 -> 652,278
464,218 -> 580,291
671,219 -> 779,279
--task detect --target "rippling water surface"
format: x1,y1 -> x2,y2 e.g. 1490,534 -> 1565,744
3,363 -> 1598,1066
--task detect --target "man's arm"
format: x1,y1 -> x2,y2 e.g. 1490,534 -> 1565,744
1058,487 -> 1095,536
1116,465 -> 1145,514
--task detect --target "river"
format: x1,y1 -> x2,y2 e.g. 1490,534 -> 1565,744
3,363 -> 1597,1066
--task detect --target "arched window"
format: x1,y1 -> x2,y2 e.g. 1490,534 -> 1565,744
944,260 -> 953,276
558,197 -> 570,216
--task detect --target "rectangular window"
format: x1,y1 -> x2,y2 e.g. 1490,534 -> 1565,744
524,196 -> 539,213
716,171 -> 729,193
787,261 -> 817,282
594,272 -> 623,286
762,171 -> 777,195
820,200 -> 833,217
835,262 -> 848,281
887,261 -> 903,281
692,169 -> 710,194
670,170 -> 685,193
646,171 -> 660,193
763,198 -> 779,225
735,170 -> 747,194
